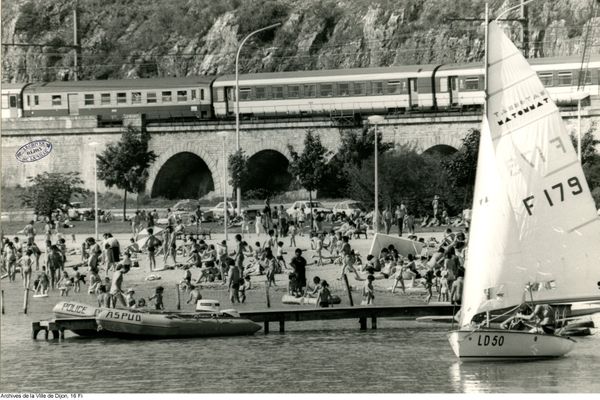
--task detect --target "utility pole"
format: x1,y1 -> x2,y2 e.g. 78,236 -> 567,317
520,0 -> 529,58
73,3 -> 79,81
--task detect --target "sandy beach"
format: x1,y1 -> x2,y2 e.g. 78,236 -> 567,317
1,227 -> 450,315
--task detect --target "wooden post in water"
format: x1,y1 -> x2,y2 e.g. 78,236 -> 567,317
175,284 -> 181,310
1,290 -> 4,314
359,317 -> 367,330
371,316 -> 377,329
265,285 -> 271,308
279,319 -> 285,333
342,274 -> 354,306
23,288 -> 29,314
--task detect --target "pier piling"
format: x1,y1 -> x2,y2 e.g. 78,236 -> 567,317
1,290 -> 4,314
279,320 -> 285,333
371,317 -> 377,329
342,274 -> 354,306
176,284 -> 181,310
265,285 -> 271,308
359,317 -> 367,330
23,288 -> 29,314
264,321 -> 269,334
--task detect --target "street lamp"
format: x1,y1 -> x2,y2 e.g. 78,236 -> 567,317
88,141 -> 100,240
367,115 -> 385,233
235,22 -> 281,215
217,131 -> 229,243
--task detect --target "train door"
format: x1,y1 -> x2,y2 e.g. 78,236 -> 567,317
2,94 -> 21,118
408,78 -> 418,108
449,76 -> 459,106
68,93 -> 79,115
225,87 -> 235,115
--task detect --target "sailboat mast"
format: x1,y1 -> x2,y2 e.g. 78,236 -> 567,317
483,1 -> 490,329
484,1 -> 489,115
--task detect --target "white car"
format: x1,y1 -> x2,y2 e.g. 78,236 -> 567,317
286,201 -> 331,216
210,201 -> 240,218
332,200 -> 366,217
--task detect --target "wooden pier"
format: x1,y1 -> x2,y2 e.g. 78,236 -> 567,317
31,304 -> 457,339
239,304 -> 457,333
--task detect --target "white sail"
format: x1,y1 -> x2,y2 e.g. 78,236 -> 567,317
459,21 -> 600,326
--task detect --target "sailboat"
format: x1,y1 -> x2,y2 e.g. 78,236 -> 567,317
448,14 -> 600,361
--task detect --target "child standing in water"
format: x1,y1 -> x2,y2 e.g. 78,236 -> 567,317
19,249 -> 34,288
362,275 -> 375,305
316,280 -> 332,308
439,268 -> 450,302
148,286 -> 165,310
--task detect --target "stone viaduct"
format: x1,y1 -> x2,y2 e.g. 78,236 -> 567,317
2,111 -> 598,200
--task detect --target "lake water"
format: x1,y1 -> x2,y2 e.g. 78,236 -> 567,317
1,283 -> 600,393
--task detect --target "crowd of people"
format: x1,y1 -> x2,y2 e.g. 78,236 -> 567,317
1,198 -> 474,312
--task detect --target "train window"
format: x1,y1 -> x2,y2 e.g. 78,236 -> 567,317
52,95 -> 62,106
320,84 -> 333,97
132,92 -> 142,104
1,95 -> 8,109
256,87 -> 266,100
34,95 -> 39,106
9,96 -> 17,108
26,95 -> 30,106
162,91 -> 172,102
117,93 -> 127,104
339,83 -> 350,96
239,88 -> 252,100
84,94 -> 94,105
273,86 -> 284,99
177,90 -> 187,102
464,77 -> 479,90
582,70 -> 593,85
387,81 -> 401,94
304,84 -> 316,97
101,93 -> 111,105
373,82 -> 384,95
439,78 -> 448,93
558,72 -> 572,86
191,89 -> 197,100
538,72 -> 553,86
200,89 -> 205,101
353,82 -> 365,95
288,85 -> 300,98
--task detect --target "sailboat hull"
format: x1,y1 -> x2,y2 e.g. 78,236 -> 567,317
448,329 -> 575,361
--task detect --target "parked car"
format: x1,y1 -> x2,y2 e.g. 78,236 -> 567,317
332,200 -> 366,218
210,201 -> 242,219
286,201 -> 331,216
172,199 -> 213,222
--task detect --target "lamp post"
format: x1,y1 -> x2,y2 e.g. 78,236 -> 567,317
88,141 -> 100,240
217,131 -> 229,243
367,115 -> 385,233
235,22 -> 281,215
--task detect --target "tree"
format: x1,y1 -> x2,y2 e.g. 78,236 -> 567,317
228,149 -> 248,206
20,172 -> 85,218
97,125 -> 157,221
288,130 -> 330,230
320,126 -> 393,197
442,128 -> 480,207
570,122 -> 599,167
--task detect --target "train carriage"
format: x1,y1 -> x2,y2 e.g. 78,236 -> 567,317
212,65 -> 438,118
21,76 -> 215,122
434,55 -> 600,111
1,83 -> 28,119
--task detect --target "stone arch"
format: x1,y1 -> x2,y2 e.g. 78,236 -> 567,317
147,142 -> 222,199
416,134 -> 463,155
243,148 -> 293,198
421,144 -> 459,157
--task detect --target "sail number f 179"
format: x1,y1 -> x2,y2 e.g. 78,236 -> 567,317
522,177 -> 583,216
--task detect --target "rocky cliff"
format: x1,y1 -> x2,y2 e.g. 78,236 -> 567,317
2,0 -> 599,83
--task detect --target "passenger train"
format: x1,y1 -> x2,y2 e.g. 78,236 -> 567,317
2,55 -> 598,122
